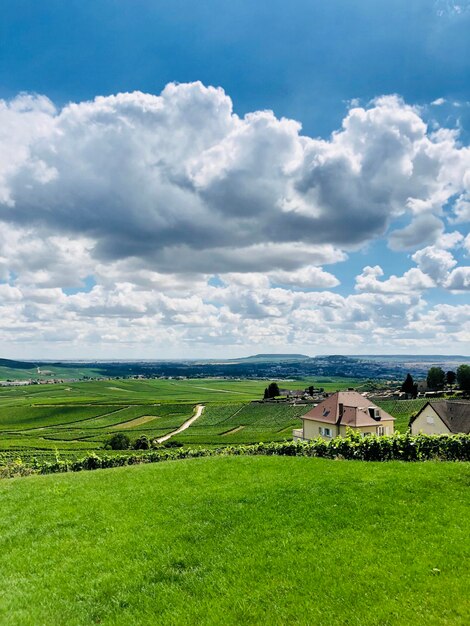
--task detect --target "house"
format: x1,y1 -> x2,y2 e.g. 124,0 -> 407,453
409,401 -> 470,435
280,389 -> 305,399
293,391 -> 395,441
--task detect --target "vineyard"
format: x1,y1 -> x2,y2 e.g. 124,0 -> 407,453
0,379 -> 448,462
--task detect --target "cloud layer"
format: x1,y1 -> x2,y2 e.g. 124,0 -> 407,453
0,83 -> 469,357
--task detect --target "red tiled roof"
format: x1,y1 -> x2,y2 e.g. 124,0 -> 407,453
302,391 -> 394,427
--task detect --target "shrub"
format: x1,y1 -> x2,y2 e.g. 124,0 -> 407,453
107,433 -> 131,450
134,435 -> 150,450
3,432 -> 470,480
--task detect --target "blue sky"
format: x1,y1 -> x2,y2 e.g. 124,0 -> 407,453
2,1 -> 470,135
0,1 -> 469,358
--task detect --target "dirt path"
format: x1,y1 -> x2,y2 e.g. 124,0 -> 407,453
155,404 -> 205,444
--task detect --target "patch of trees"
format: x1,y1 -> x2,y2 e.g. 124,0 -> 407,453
424,365 -> 469,392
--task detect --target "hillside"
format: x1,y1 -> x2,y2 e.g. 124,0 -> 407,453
221,353 -> 311,363
4,352 -> 467,381
0,456 -> 468,625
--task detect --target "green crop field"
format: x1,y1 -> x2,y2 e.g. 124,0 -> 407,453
0,456 -> 468,625
0,378 -> 433,461
0,377 -> 373,459
170,402 -> 310,445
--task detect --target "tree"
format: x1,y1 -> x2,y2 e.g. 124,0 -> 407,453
263,387 -> 269,400
457,364 -> 470,392
107,433 -> 130,450
426,367 -> 446,391
308,385 -> 315,396
401,373 -> 417,397
446,370 -> 456,386
265,382 -> 280,398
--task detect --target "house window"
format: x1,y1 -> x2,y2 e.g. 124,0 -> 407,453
377,426 -> 385,436
426,416 -> 434,425
319,427 -> 332,437
362,432 -> 372,437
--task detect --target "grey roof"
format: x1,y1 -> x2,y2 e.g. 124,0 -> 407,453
411,401 -> 470,434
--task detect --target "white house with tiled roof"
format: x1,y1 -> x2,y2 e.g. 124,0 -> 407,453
293,391 -> 395,441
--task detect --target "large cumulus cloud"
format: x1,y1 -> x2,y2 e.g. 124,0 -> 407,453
1,83 -> 469,274
1,83 -> 470,358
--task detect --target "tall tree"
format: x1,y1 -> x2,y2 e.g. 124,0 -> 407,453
457,365 -> 470,392
426,367 -> 446,391
401,373 -> 415,395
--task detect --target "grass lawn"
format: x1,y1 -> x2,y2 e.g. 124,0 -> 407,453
0,457 -> 468,625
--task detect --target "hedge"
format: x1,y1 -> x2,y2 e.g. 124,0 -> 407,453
1,431 -> 469,478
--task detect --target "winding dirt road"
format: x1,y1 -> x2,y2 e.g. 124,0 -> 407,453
155,404 -> 205,444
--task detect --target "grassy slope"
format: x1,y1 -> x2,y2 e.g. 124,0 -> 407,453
0,457 -> 469,625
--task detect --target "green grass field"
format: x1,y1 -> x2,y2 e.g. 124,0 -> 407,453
0,456 -> 468,625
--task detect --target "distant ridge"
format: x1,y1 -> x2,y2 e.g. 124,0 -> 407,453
224,353 -> 311,363
351,354 -> 470,361
0,358 -> 38,369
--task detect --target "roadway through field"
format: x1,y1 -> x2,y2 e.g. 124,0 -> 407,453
155,404 -> 205,444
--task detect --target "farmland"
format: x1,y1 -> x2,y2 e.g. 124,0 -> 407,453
0,377 -> 375,459
0,378 -> 442,462
0,456 -> 468,625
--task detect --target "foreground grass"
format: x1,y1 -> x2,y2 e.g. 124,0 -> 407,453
0,457 -> 468,625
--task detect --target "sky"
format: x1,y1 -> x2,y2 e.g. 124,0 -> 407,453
0,0 -> 469,359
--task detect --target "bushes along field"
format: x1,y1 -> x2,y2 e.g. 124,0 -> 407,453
2,431 -> 469,478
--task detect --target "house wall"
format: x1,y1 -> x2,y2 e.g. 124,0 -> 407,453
303,419 -> 337,440
411,405 -> 450,435
337,421 -> 394,437
303,419 -> 394,440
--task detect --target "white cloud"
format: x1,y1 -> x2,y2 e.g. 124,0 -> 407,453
0,84 -> 470,356
355,265 -> 435,294
268,266 -> 340,289
412,246 -> 457,282
445,267 -> 470,290
1,85 -> 469,274
452,194 -> 470,222
437,230 -> 464,249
